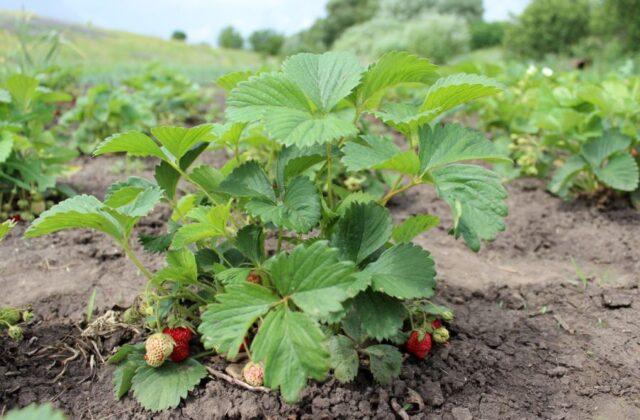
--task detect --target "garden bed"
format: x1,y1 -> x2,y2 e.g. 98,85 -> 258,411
1,155 -> 639,419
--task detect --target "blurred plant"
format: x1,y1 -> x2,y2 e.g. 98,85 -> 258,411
218,26 -> 244,49
470,21 -> 506,50
0,73 -> 77,218
334,14 -> 469,63
504,0 -> 591,58
248,29 -> 284,56
171,30 -> 187,42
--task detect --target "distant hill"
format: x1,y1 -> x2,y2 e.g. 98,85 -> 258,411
0,9 -> 264,82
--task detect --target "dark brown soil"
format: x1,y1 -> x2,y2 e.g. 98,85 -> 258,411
1,155 -> 639,419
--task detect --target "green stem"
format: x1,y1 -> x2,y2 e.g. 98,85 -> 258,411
379,179 -> 420,206
277,228 -> 283,252
326,143 -> 334,208
121,242 -> 153,281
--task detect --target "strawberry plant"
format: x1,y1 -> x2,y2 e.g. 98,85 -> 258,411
25,51 -> 508,409
0,73 -> 78,219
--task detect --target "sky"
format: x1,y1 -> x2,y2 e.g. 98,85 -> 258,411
0,0 -> 530,44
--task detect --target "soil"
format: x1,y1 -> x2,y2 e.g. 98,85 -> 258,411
1,155 -> 639,419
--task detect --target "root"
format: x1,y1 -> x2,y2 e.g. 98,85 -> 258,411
205,366 -> 270,393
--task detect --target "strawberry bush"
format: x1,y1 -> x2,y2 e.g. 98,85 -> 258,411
25,51 -> 508,410
0,73 -> 78,219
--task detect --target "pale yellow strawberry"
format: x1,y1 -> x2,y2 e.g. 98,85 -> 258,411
144,333 -> 175,367
242,361 -> 264,387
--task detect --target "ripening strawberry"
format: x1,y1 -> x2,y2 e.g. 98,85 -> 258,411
242,361 -> 264,387
432,319 -> 442,329
144,333 -> 175,367
163,327 -> 192,345
406,330 -> 432,359
246,272 -> 261,284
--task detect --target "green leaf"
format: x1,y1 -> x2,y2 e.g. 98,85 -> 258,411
392,214 -> 439,243
282,51 -> 363,112
418,123 -> 509,173
266,108 -> 358,147
235,224 -> 265,263
25,195 -> 126,241
154,142 -> 210,200
352,290 -> 406,341
108,343 -> 144,364
335,191 -> 377,216
226,72 -> 310,122
356,51 -> 438,110
150,124 -> 215,161
104,178 -> 163,218
420,73 -> 502,115
420,302 -> 454,319
594,153 -> 639,191
218,161 -> 275,201
0,220 -> 15,242
251,306 -> 329,402
6,74 -> 38,108
198,283 -> 279,358
94,131 -> 165,160
138,232 -> 173,254
364,345 -> 402,385
580,130 -> 631,168
226,72 -> 357,147
113,361 -> 139,399
217,70 -> 254,91
0,133 -> 13,163
327,335 -> 359,383
171,205 -> 230,248
216,267 -> 252,284
342,135 -> 401,172
364,243 -> 436,299
432,164 -> 508,252
548,155 -> 587,197
131,359 -> 207,412
331,202 -> 392,264
276,145 -> 324,187
266,241 -> 356,318
372,102 -> 441,135
189,165 -> 224,195
155,249 -> 198,284
246,176 -> 321,233
4,403 -> 67,420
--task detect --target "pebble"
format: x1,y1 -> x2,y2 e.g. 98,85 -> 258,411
451,407 -> 473,420
601,290 -> 632,309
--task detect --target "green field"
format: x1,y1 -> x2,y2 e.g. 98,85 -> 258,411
0,9 -> 265,82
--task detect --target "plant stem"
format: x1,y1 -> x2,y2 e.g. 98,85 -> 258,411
379,179 -> 420,206
325,143 -> 334,209
121,242 -> 153,281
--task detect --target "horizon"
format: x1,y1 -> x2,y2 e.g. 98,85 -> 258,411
0,0 -> 530,45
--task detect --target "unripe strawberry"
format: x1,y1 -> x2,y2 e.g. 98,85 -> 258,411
8,325 -> 23,341
17,199 -> 29,210
144,333 -> 175,367
0,307 -> 21,325
122,307 -> 141,324
405,330 -> 432,359
433,327 -> 450,344
1,203 -> 11,212
242,361 -> 264,387
22,311 -> 34,323
30,200 -> 46,216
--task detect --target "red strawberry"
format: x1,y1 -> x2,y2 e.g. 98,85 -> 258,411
9,215 -> 21,223
163,327 -> 192,344
169,341 -> 190,362
406,330 -> 432,359
432,319 -> 442,329
239,337 -> 250,353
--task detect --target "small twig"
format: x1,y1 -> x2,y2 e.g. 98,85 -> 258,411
206,366 -> 270,393
553,314 -> 574,334
391,398 -> 410,420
